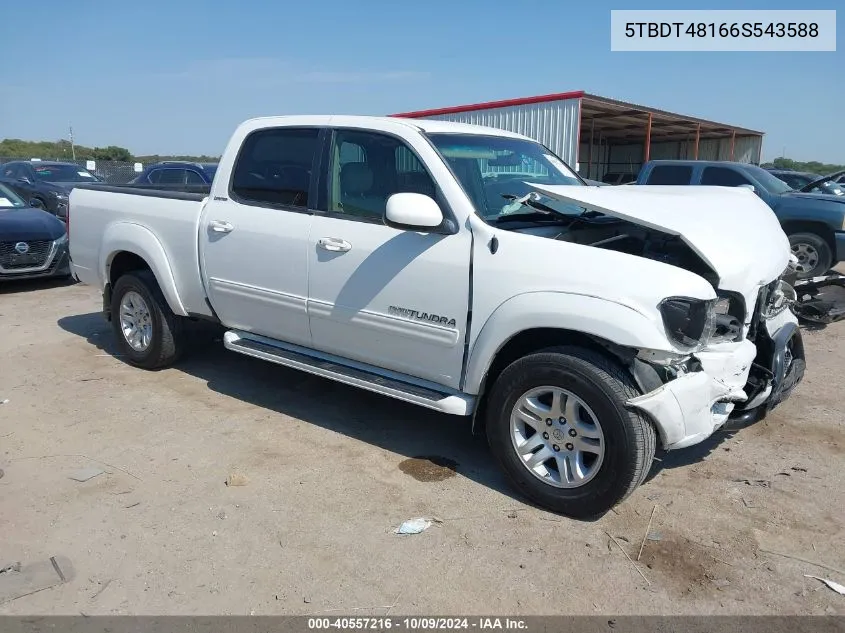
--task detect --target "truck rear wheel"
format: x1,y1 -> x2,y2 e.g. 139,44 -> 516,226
485,346 -> 655,518
788,232 -> 832,279
110,270 -> 184,369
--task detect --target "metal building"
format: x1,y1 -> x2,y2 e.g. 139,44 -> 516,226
391,91 -> 764,182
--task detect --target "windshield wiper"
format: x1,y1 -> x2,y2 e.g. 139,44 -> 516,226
500,192 -> 560,215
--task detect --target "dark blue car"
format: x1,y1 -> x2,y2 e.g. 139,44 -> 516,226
129,161 -> 217,187
0,182 -> 70,282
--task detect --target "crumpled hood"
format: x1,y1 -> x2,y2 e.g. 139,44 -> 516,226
529,184 -> 790,293
0,207 -> 66,241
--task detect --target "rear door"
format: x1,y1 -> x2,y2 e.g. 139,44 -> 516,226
306,128 -> 472,388
199,127 -> 321,346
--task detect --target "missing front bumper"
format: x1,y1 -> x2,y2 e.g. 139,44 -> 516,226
626,320 -> 805,451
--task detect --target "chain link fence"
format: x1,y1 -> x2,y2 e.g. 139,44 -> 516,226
0,157 -> 145,184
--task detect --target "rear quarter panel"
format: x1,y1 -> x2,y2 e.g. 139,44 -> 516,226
69,188 -> 211,317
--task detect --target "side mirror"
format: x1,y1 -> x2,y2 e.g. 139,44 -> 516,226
739,184 -> 756,193
385,193 -> 444,231
29,198 -> 44,209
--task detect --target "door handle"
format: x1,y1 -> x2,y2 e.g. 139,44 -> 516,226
317,237 -> 351,253
209,220 -> 234,234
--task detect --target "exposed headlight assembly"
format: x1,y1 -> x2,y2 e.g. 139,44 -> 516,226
54,232 -> 68,246
763,280 -> 797,319
659,297 -> 716,349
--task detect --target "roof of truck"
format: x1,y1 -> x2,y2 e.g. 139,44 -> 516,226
241,115 -> 532,140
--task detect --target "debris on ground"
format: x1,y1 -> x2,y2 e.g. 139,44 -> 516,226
225,472 -> 249,487
791,466 -> 808,473
0,563 -> 21,575
735,479 -> 771,487
804,575 -> 845,596
394,518 -> 432,535
124,502 -> 140,509
0,469 -> 4,480
0,399 -> 9,405
507,511 -> 518,519
68,467 -> 105,482
217,510 -> 227,520
647,532 -> 663,542
0,556 -> 74,604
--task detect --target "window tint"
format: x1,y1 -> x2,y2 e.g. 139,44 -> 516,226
646,165 -> 692,185
156,169 -> 186,185
701,167 -> 752,187
327,130 -> 437,221
186,170 -> 205,184
231,128 -> 319,208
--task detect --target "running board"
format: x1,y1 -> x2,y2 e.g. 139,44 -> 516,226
223,331 -> 474,416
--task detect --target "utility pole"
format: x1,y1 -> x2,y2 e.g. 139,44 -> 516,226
69,125 -> 76,160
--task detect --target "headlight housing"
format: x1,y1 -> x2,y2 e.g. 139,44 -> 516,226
659,297 -> 716,349
54,232 -> 68,246
54,192 -> 69,201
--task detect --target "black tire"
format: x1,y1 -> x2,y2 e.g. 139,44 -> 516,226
110,270 -> 184,369
788,232 -> 832,279
485,346 -> 656,519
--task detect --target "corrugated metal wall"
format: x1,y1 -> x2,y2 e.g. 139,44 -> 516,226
578,135 -> 762,180
414,99 -> 581,167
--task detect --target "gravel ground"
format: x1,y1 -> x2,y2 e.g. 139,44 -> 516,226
0,277 -> 843,615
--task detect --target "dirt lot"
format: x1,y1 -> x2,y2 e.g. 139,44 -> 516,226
1,278 -> 843,616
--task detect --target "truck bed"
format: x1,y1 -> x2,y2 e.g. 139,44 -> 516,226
69,185 -> 213,318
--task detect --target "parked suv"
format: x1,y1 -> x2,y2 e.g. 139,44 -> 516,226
637,160 -> 845,277
129,161 -> 217,188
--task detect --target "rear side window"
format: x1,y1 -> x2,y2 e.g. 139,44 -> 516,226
186,170 -> 205,184
701,167 -> 752,187
231,128 -> 320,208
646,165 -> 692,185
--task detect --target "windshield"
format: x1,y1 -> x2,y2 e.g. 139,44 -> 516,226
0,183 -> 27,208
426,133 -> 584,221
747,165 -> 793,195
33,164 -> 98,183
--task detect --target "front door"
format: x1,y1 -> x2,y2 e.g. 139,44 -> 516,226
307,129 -> 472,389
199,126 -> 321,346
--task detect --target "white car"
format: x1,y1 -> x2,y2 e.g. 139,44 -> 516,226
68,115 -> 805,518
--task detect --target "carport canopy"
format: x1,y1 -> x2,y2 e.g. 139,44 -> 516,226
580,93 -> 763,162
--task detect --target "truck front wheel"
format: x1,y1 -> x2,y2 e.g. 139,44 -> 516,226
788,232 -> 832,279
485,346 -> 655,518
110,270 -> 184,369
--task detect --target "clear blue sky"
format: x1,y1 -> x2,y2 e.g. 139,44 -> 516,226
0,0 -> 840,162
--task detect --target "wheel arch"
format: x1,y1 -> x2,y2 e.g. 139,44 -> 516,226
780,220 -> 835,252
101,223 -> 187,317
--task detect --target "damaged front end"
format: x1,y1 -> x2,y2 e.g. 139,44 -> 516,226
626,274 -> 806,449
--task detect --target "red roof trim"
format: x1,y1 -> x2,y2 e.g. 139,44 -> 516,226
390,90 -> 585,118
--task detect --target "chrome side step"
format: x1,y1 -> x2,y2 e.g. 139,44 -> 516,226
223,331 -> 474,416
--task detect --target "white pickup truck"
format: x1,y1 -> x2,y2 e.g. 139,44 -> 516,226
69,115 -> 805,517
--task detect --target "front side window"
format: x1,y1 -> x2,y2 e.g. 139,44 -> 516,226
231,127 -> 319,208
326,130 -> 438,221
426,133 -> 582,221
701,167 -> 752,187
